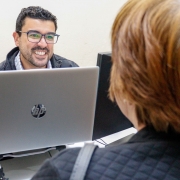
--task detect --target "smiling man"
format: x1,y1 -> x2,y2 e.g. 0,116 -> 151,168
0,6 -> 78,70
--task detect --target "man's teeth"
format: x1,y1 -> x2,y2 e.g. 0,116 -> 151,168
35,51 -> 46,55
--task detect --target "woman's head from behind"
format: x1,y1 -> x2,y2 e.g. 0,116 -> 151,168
109,0 -> 180,132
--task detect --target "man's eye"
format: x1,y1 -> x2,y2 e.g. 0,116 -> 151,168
46,35 -> 54,41
29,34 -> 41,39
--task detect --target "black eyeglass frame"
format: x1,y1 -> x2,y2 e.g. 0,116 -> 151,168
17,30 -> 60,44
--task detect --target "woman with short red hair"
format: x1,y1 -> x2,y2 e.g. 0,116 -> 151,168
32,0 -> 180,179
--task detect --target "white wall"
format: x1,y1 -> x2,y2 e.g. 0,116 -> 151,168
0,0 -> 127,66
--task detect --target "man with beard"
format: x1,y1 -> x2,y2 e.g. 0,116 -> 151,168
0,6 -> 78,70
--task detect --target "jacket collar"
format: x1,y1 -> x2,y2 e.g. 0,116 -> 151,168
128,126 -> 180,143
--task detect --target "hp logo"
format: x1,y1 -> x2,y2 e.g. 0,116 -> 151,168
31,104 -> 46,118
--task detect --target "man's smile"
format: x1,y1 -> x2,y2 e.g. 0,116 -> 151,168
35,51 -> 46,56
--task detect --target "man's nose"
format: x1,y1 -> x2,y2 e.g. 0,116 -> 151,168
37,36 -> 48,48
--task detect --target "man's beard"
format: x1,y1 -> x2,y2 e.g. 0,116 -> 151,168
20,46 -> 50,68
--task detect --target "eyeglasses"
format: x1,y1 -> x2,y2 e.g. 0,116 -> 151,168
18,30 -> 60,44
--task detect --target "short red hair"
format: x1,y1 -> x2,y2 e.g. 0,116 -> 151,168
109,0 -> 180,132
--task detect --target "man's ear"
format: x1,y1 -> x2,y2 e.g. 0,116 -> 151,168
13,32 -> 20,47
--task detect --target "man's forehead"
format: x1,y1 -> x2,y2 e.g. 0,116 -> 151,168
22,17 -> 56,32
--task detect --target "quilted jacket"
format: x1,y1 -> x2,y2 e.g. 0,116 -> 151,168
31,127 -> 180,180
0,47 -> 78,70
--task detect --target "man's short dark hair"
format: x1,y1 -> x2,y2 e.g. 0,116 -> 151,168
16,6 -> 57,33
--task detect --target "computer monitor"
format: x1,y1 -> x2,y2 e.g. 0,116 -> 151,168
92,52 -> 133,140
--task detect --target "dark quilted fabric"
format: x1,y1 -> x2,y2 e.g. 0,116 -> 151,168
31,127 -> 180,180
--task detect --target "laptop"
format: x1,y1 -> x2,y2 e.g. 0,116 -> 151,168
0,67 -> 99,154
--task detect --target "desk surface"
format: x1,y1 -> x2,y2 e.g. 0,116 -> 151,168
1,127 -> 137,180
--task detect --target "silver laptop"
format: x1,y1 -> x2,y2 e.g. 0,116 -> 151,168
0,67 -> 99,154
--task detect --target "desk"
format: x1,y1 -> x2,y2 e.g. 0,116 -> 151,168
1,127 -> 136,180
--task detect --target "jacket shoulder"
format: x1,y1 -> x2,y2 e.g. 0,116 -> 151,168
0,61 -> 6,70
52,54 -> 79,68
86,141 -> 180,180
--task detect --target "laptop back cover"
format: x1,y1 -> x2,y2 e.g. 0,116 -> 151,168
0,67 -> 99,154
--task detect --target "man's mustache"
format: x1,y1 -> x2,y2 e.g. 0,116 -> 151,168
31,47 -> 49,53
